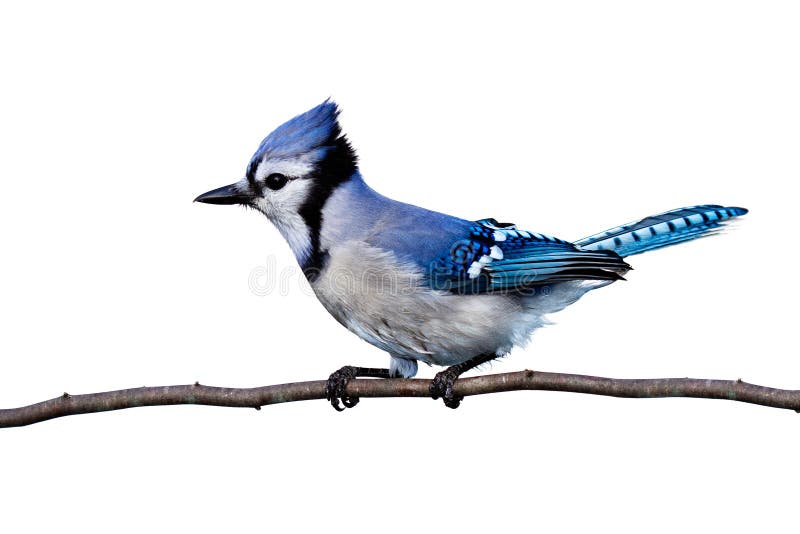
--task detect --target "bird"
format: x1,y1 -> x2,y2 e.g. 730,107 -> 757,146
195,100 -> 747,411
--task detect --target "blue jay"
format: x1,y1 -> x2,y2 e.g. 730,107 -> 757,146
195,101 -> 747,410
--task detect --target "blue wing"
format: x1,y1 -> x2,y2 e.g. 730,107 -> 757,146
428,218 -> 631,294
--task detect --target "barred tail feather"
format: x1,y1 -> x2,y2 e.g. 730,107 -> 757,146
574,205 -> 748,257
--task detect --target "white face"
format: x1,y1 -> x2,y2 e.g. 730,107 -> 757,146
241,155 -> 317,263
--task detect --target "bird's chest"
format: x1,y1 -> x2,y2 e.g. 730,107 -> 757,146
309,241 -> 537,364
310,241 -> 425,342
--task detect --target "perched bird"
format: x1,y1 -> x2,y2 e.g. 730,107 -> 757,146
195,101 -> 747,410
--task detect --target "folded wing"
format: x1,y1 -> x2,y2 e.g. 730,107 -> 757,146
429,218 -> 630,293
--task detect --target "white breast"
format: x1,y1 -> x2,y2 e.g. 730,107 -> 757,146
310,241 -> 589,367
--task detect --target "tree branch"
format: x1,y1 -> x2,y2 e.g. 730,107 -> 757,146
2,370 -> 798,427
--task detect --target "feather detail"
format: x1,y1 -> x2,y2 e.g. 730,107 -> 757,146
574,205 -> 748,257
430,218 -> 629,292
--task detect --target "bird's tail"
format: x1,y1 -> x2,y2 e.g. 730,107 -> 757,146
574,204 -> 748,257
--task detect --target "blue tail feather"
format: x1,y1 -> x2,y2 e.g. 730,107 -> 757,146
574,205 -> 747,257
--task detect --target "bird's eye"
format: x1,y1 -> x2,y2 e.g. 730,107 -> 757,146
264,173 -> 289,190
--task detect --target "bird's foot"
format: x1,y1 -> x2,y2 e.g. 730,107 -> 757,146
325,366 -> 392,412
430,367 -> 465,409
429,354 -> 497,409
326,366 -> 361,411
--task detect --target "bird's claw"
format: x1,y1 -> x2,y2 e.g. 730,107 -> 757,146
430,368 -> 465,409
326,366 -> 360,411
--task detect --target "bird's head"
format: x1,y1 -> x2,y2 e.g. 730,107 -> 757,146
195,100 -> 357,267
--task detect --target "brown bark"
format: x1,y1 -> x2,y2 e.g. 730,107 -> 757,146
2,370 -> 798,428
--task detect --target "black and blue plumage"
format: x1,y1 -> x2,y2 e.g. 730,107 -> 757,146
195,101 -> 748,410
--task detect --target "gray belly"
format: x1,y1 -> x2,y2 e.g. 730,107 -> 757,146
311,241 -> 603,366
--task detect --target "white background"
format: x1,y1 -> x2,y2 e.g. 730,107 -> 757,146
1,1 -> 798,532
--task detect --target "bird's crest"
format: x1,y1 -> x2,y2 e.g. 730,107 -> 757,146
246,100 -> 352,181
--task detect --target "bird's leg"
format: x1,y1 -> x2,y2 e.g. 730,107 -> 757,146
430,354 -> 497,409
326,366 -> 392,412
